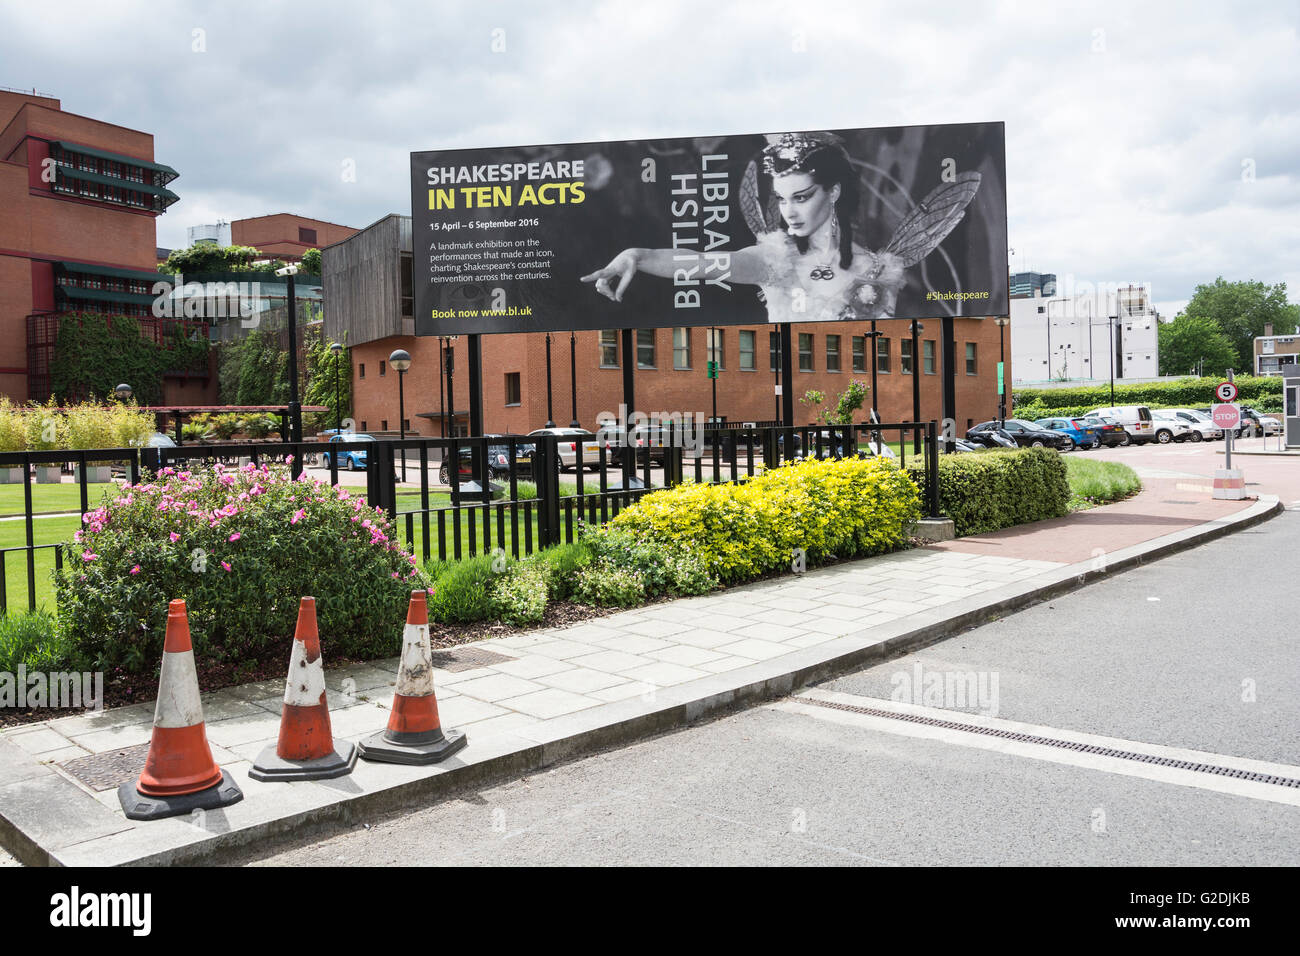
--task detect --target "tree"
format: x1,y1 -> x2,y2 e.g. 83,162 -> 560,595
1179,278 -> 1299,371
801,381 -> 870,424
302,328 -> 351,433
1158,315 -> 1238,377
298,248 -> 322,275
158,244 -> 289,276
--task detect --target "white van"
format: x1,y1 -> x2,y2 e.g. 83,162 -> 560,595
1088,405 -> 1156,444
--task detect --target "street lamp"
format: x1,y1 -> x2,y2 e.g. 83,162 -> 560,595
993,317 -> 1010,422
329,342 -> 343,435
389,348 -> 412,482
275,264 -> 302,444
113,383 -> 133,403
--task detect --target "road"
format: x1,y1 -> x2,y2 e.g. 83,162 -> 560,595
243,498 -> 1300,866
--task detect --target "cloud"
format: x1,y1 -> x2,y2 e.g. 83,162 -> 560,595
0,0 -> 1295,305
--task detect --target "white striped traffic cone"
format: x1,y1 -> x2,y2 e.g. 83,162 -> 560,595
119,599 -> 243,821
357,590 -> 466,765
250,597 -> 356,781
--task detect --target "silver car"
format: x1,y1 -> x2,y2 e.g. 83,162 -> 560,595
1159,408 -> 1222,442
527,427 -> 602,471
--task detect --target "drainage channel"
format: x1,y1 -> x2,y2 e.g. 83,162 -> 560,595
800,697 -> 1300,789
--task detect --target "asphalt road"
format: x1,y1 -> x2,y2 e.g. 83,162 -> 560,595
241,510 -> 1300,867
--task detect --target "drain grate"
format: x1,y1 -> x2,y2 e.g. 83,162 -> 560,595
59,743 -> 151,792
801,697 -> 1300,789
430,646 -> 517,672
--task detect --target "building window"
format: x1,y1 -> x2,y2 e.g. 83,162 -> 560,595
851,336 -> 865,372
965,342 -> 977,375
361,421 -> 367,431
798,333 -> 814,371
359,364 -> 365,378
380,360 -> 387,376
825,334 -> 841,372
901,340 -> 913,375
769,331 -> 780,372
505,372 -> 521,406
381,420 -> 388,431
599,330 -> 619,367
739,330 -> 756,370
673,328 -> 690,369
404,419 -> 410,431
877,337 -> 891,373
923,340 -> 936,374
637,329 -> 656,368
706,328 -> 724,369
299,227 -> 317,244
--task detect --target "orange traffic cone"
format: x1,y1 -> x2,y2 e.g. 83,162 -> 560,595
119,600 -> 243,821
250,597 -> 356,781
357,590 -> 466,765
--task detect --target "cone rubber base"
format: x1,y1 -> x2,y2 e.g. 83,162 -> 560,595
118,769 -> 243,821
356,728 -> 467,766
248,741 -> 357,782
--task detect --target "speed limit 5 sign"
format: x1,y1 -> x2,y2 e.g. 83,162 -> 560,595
1216,381 -> 1239,402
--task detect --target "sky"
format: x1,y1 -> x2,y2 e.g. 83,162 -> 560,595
2,0 -> 1297,319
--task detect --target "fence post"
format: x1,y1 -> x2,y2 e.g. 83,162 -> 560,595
367,441 -> 397,515
926,420 -> 941,518
534,437 -> 560,548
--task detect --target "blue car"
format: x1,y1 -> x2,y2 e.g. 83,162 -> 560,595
1033,417 -> 1098,451
321,433 -> 376,470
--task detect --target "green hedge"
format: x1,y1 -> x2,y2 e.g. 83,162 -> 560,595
1012,376 -> 1282,420
907,448 -> 1070,536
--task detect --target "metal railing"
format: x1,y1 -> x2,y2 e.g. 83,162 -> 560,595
0,421 -> 940,613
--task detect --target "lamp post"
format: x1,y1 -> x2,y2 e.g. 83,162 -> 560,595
113,383 -> 132,403
275,264 -> 302,443
864,324 -> 884,422
993,317 -> 1010,423
329,342 -> 343,435
389,348 -> 411,482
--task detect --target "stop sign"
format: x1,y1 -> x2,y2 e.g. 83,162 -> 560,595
1212,403 -> 1241,430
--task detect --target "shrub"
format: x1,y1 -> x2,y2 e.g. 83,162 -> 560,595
23,399 -> 64,451
426,552 -> 499,624
111,404 -> 156,448
907,447 -> 1069,536
0,398 -> 26,453
0,611 -> 71,673
64,402 -> 120,464
243,416 -> 280,440
522,541 -> 593,600
584,528 -> 716,597
54,463 -> 429,673
490,561 -> 548,625
1064,458 -> 1141,508
572,564 -> 645,607
1011,375 -> 1282,417
608,456 -> 921,584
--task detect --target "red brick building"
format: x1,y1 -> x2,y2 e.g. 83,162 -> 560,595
231,214 -> 357,263
0,89 -> 211,403
327,215 -> 1010,437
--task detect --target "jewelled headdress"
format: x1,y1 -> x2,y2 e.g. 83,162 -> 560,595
761,132 -> 847,175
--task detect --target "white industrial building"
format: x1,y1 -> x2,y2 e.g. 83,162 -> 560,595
186,221 -> 231,248
1010,282 -> 1159,385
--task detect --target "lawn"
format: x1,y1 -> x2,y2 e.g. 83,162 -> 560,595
0,513 -> 82,612
0,482 -> 117,516
1064,457 -> 1142,510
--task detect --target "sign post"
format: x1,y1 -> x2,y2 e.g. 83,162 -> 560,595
1212,371 -> 1246,499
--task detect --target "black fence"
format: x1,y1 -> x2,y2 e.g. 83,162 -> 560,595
0,421 -> 939,614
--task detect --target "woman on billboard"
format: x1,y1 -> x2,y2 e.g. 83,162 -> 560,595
581,131 -> 981,323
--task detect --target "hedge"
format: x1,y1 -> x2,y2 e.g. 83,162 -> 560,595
609,456 -> 921,583
1012,376 -> 1282,420
906,448 -> 1070,536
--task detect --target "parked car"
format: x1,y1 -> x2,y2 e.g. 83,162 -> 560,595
1147,409 -> 1195,444
949,438 -> 984,453
1240,407 -> 1281,436
1077,415 -> 1130,447
321,433 -> 376,471
963,426 -> 1018,449
527,427 -> 602,471
968,419 -> 1071,450
1159,408 -> 1216,442
1087,405 -> 1157,444
438,435 -> 535,485
1033,417 -> 1101,450
1257,414 -> 1283,436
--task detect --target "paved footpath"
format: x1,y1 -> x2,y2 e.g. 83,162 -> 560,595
0,452 -> 1283,866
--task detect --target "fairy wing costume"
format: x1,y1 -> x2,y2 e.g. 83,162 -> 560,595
741,133 -> 983,322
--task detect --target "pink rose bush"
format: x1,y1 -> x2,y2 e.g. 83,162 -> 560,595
55,463 -> 430,674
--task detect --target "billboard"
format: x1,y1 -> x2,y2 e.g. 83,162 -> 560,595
411,122 -> 1007,336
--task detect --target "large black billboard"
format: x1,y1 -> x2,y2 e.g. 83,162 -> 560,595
411,122 -> 1007,335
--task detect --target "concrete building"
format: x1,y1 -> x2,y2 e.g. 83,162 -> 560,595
1254,324 -> 1299,377
1009,282 -> 1158,385
323,215 -> 1009,436
0,89 -> 214,402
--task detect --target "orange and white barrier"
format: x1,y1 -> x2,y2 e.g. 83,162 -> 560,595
357,590 -> 467,765
250,597 -> 357,782
1213,468 -> 1247,500
119,600 -> 243,821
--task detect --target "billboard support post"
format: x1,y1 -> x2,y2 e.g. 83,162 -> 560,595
942,315 -> 956,452
911,320 -> 923,454
544,332 -> 555,429
467,334 -> 483,438
569,331 -> 580,428
780,324 -> 794,428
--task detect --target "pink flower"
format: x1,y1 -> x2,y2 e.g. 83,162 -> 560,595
130,565 -> 141,575
221,560 -> 232,572
82,550 -> 98,562
169,532 -> 180,543
228,532 -> 241,542
291,508 -> 306,525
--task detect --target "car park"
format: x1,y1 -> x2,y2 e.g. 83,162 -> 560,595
1147,409 -> 1195,444
1033,417 -> 1101,450
1077,415 -> 1130,447
968,419 -> 1072,450
1087,405 -> 1157,444
1154,408 -> 1220,442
